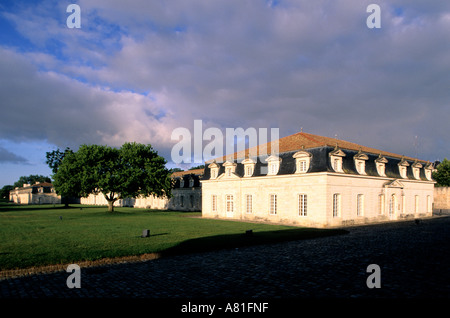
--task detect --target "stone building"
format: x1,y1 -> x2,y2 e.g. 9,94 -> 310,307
201,132 -> 435,228
9,182 -> 61,205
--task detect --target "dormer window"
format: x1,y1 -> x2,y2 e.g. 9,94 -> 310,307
266,155 -> 281,176
375,154 -> 388,177
242,157 -> 256,177
223,160 -> 237,177
293,150 -> 312,174
208,161 -> 219,180
425,162 -> 434,181
189,177 -> 194,187
354,151 -> 369,175
412,161 -> 422,180
398,158 -> 409,179
180,178 -> 185,187
329,146 -> 345,173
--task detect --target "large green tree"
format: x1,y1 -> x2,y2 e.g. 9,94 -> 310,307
52,142 -> 172,212
433,158 -> 450,187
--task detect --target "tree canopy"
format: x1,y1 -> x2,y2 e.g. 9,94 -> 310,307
433,158 -> 450,187
52,142 -> 172,211
13,175 -> 51,188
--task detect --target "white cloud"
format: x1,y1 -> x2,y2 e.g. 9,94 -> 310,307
1,0 -> 449,166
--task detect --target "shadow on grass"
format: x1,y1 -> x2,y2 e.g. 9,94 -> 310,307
160,227 -> 349,257
0,203 -> 68,213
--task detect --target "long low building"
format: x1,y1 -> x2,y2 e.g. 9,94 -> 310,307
201,132 -> 435,228
9,182 -> 61,205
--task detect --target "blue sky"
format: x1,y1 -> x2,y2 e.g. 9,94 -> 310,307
1,0 -> 449,187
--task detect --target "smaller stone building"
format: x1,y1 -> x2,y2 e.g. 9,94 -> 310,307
168,168 -> 203,211
9,182 -> 61,205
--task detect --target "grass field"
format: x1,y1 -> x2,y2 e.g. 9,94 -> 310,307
0,203 -> 347,272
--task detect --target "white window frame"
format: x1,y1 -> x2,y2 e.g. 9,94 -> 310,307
246,194 -> 253,214
357,194 -> 364,216
298,194 -> 307,216
333,193 -> 341,217
226,194 -> 234,213
379,194 -> 385,215
293,150 -> 312,174
212,195 -> 217,212
269,194 -> 277,215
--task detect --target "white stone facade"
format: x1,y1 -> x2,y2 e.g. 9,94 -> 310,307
201,132 -> 435,228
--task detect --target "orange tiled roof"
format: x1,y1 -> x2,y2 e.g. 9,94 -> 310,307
210,132 -> 425,163
171,168 -> 204,178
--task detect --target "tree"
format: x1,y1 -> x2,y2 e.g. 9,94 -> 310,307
46,147 -> 74,174
52,142 -> 172,212
0,185 -> 13,200
189,164 -> 205,170
13,175 -> 51,188
433,158 -> 450,187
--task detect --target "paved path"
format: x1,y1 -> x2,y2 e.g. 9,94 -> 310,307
1,216 -> 449,313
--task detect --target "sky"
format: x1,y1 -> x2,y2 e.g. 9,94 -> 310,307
0,0 -> 449,187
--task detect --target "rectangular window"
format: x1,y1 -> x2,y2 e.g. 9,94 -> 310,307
190,195 -> 194,208
246,166 -> 253,177
357,194 -> 364,216
379,194 -> 385,215
415,195 -> 419,213
212,195 -> 217,212
180,195 -> 184,207
246,194 -> 252,214
299,161 -> 307,172
269,194 -> 277,215
402,195 -> 406,214
333,193 -> 341,217
298,194 -> 307,216
226,194 -> 234,213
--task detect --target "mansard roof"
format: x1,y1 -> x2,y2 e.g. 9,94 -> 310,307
202,131 -> 432,181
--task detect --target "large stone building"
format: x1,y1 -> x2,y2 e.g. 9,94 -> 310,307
201,132 -> 435,228
9,182 -> 61,205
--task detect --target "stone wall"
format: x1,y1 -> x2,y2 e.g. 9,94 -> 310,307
434,187 -> 450,214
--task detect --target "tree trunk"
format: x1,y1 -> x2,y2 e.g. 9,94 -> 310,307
107,200 -> 115,212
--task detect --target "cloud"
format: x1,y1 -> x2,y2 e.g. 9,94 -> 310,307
1,0 -> 449,166
0,146 -> 28,164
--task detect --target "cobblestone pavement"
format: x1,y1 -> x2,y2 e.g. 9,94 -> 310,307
1,216 -> 449,313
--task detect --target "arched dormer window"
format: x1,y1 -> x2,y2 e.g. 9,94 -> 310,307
223,160 -> 237,177
208,161 -> 219,180
329,146 -> 345,173
353,150 -> 369,175
412,161 -> 422,180
265,155 -> 281,175
293,150 -> 312,174
398,157 -> 409,179
189,177 -> 194,187
242,157 -> 256,177
180,178 -> 185,188
375,154 -> 388,177
424,162 -> 434,181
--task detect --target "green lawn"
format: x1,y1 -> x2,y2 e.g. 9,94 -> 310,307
0,203 -> 347,271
